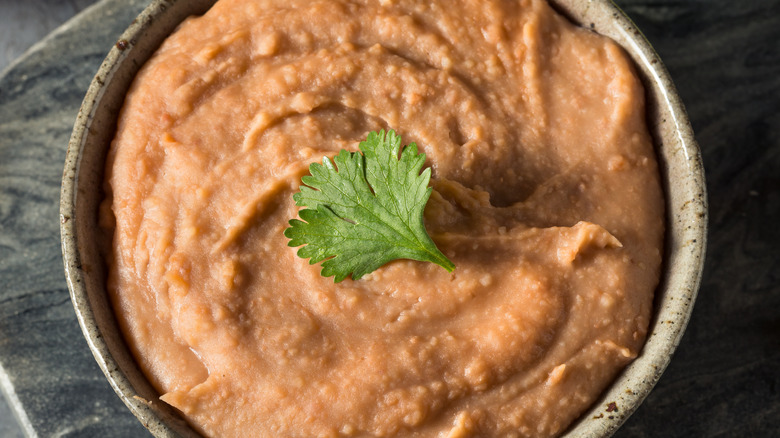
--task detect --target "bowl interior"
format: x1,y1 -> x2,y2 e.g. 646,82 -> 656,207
61,0 -> 707,436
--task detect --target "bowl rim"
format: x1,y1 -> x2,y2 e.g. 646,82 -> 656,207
61,0 -> 707,437
61,1 -> 216,436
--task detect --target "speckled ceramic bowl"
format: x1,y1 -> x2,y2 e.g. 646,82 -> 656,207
61,0 -> 707,436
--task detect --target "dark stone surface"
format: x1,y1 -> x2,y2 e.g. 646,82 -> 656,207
0,0 -> 97,74
0,1 -> 152,436
0,0 -> 777,437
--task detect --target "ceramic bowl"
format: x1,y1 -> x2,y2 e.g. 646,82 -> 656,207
60,0 -> 707,436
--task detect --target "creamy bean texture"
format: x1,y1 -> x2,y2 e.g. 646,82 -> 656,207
103,0 -> 664,436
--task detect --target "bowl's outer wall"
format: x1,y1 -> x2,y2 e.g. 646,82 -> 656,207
61,0 -> 707,437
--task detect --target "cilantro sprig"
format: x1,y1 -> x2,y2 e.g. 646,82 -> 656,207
285,130 -> 455,282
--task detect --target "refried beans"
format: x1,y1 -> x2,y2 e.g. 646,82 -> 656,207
102,0 -> 664,436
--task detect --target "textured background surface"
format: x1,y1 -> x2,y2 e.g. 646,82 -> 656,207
1,0 -> 778,436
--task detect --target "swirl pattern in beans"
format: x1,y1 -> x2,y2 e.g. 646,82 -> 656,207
104,0 -> 664,436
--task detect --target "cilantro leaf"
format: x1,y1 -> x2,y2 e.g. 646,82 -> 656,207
284,129 -> 455,282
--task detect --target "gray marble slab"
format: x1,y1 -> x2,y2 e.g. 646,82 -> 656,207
0,0 -> 98,74
0,1 -> 153,436
0,0 -> 778,437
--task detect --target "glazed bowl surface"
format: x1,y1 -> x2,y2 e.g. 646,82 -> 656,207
60,0 -> 707,436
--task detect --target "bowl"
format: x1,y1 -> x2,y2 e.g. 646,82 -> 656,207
60,0 -> 707,436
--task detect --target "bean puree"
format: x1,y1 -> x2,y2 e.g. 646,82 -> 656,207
103,0 -> 664,436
